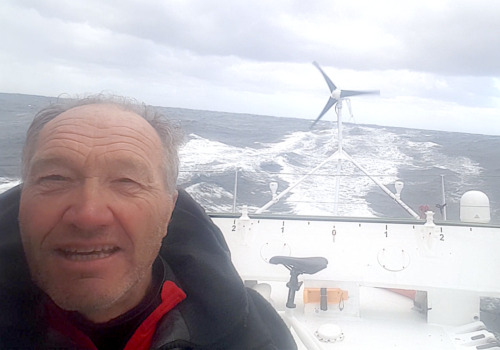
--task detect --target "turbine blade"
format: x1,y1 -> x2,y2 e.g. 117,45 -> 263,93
310,97 -> 337,129
340,90 -> 380,98
312,61 -> 337,93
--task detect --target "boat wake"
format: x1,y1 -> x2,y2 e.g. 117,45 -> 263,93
179,124 -> 485,220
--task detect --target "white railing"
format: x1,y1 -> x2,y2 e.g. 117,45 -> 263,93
178,169 -> 451,221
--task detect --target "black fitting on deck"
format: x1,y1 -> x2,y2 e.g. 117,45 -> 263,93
269,256 -> 328,309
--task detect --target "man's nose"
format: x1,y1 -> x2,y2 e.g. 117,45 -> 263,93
62,179 -> 114,230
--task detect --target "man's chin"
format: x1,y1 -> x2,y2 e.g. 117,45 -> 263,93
39,278 -> 131,318
51,286 -> 123,315
31,262 -> 151,321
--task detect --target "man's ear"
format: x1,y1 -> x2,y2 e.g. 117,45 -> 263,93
163,190 -> 179,237
167,190 -> 179,220
171,190 -> 179,207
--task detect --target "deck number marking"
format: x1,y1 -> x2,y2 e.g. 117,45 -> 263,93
332,227 -> 337,243
232,219 -> 236,232
440,233 -> 445,241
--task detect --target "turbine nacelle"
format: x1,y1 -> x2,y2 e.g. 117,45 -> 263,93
331,89 -> 341,100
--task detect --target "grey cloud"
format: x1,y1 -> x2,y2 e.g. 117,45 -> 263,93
390,2 -> 500,76
11,0 -> 500,77
4,0 -> 500,118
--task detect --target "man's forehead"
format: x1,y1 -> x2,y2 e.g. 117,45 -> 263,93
31,104 -> 164,169
48,103 -> 147,128
37,104 -> 162,148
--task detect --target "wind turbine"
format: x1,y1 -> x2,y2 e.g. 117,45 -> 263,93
311,62 -> 418,217
310,61 -> 379,129
257,62 -> 420,219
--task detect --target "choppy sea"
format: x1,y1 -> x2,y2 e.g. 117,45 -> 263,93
3,92 -> 500,222
0,92 -> 499,336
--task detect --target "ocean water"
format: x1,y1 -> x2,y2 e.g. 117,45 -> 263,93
2,92 -> 500,223
154,107 -> 500,222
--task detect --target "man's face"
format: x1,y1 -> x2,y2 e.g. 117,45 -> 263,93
19,104 -> 177,322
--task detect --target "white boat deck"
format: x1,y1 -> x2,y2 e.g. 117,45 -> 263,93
212,214 -> 500,349
294,287 -> 454,349
253,281 -> 462,349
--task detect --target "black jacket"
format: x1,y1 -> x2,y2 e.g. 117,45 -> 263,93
0,185 -> 296,349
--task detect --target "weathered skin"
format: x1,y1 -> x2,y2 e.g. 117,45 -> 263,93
19,104 -> 177,323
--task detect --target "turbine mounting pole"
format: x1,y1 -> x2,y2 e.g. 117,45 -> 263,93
333,101 -> 344,215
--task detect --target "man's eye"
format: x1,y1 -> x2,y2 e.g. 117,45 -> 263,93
114,178 -> 143,187
113,178 -> 144,193
117,178 -> 137,184
39,175 -> 68,182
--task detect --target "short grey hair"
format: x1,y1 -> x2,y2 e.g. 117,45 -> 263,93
21,94 -> 185,194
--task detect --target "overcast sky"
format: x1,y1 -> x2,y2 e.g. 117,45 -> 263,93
1,0 -> 500,134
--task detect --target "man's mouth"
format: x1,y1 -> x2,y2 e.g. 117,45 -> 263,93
57,245 -> 119,261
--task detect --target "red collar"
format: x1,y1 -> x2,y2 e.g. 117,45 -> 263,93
46,281 -> 186,350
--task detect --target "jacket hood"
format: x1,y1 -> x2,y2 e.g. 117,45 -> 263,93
0,185 -> 249,347
161,188 -> 249,345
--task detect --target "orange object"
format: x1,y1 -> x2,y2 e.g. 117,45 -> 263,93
387,288 -> 417,300
303,288 -> 348,304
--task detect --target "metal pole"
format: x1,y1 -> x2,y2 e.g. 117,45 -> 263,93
333,102 -> 343,215
232,168 -> 238,213
255,151 -> 341,213
346,153 -> 420,219
441,175 -> 447,220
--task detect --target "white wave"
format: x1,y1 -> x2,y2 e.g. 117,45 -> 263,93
178,129 -> 406,215
256,127 -> 403,215
406,140 -> 440,149
183,182 -> 260,213
0,178 -> 20,195
180,134 -> 261,173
